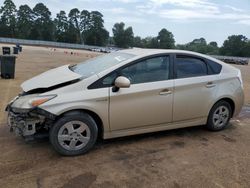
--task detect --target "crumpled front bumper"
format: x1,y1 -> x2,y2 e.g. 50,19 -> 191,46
7,111 -> 42,136
6,104 -> 57,138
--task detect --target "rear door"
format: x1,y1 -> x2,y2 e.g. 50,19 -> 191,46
173,54 -> 218,122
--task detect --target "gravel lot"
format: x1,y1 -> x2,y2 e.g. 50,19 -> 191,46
0,44 -> 250,188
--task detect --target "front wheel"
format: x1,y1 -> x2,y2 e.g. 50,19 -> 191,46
206,101 -> 232,131
49,112 -> 98,156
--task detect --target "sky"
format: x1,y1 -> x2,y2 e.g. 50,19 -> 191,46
2,0 -> 250,46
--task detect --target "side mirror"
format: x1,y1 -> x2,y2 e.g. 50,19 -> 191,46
112,76 -> 131,92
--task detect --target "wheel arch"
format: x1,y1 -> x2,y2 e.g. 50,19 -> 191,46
211,97 -> 235,117
56,109 -> 104,139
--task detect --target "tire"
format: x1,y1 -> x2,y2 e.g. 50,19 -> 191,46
206,101 -> 232,131
49,112 -> 98,156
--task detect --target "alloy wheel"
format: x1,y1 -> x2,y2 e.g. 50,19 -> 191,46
57,121 -> 91,151
212,106 -> 230,128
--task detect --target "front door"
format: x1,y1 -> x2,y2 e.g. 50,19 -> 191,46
109,55 -> 174,131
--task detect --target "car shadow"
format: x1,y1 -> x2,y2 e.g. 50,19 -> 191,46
95,123 -> 237,149
0,120 -> 238,156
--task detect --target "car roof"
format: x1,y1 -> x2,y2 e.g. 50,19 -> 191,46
96,48 -> 239,80
119,48 -> 228,66
120,48 -> 206,57
118,48 -> 239,74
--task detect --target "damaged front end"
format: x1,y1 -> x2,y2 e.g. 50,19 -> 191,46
6,102 -> 57,141
5,64 -> 83,141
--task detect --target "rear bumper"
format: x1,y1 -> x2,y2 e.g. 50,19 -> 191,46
233,87 -> 244,117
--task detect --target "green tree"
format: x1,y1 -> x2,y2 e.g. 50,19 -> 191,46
207,41 -> 219,55
68,8 -> 82,43
187,38 -> 208,53
191,38 -> 207,45
133,36 -> 142,47
140,37 -> 157,48
176,38 -> 219,55
31,3 -> 54,40
149,37 -> 159,48
80,10 -> 90,42
84,11 -> 109,46
17,5 -> 34,39
112,22 -> 134,48
220,35 -> 248,57
157,28 -> 175,49
175,44 -> 186,50
0,0 -> 17,37
243,41 -> 250,57
209,41 -> 218,48
54,10 -> 69,42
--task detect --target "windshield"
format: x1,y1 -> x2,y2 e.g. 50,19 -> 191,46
71,52 -> 135,77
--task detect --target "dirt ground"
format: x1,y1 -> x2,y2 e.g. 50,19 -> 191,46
0,44 -> 250,188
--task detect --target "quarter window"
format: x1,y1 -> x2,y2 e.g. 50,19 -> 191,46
120,56 -> 170,84
176,56 -> 207,78
207,60 -> 222,75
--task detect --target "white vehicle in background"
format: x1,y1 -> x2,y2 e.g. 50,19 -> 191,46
91,48 -> 101,52
6,49 -> 244,156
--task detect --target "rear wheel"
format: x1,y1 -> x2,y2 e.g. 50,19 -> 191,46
49,112 -> 98,156
206,101 -> 232,131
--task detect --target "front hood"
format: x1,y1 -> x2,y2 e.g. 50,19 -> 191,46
21,65 -> 82,92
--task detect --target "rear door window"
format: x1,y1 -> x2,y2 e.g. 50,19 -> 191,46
175,55 -> 208,79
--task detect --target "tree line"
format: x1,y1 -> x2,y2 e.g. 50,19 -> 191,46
0,0 -> 109,46
0,0 -> 250,57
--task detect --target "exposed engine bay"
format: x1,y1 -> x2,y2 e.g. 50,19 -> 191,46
6,104 -> 56,141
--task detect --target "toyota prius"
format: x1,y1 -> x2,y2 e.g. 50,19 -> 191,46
6,49 -> 244,156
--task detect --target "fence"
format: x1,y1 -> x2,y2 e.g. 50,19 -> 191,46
0,37 -> 111,51
0,37 -> 249,65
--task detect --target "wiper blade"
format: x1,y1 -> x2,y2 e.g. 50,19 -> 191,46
68,64 -> 77,71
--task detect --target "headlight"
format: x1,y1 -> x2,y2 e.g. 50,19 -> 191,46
29,95 -> 57,107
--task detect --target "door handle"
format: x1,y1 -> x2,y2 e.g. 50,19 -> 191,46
206,81 -> 216,88
159,89 -> 172,95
